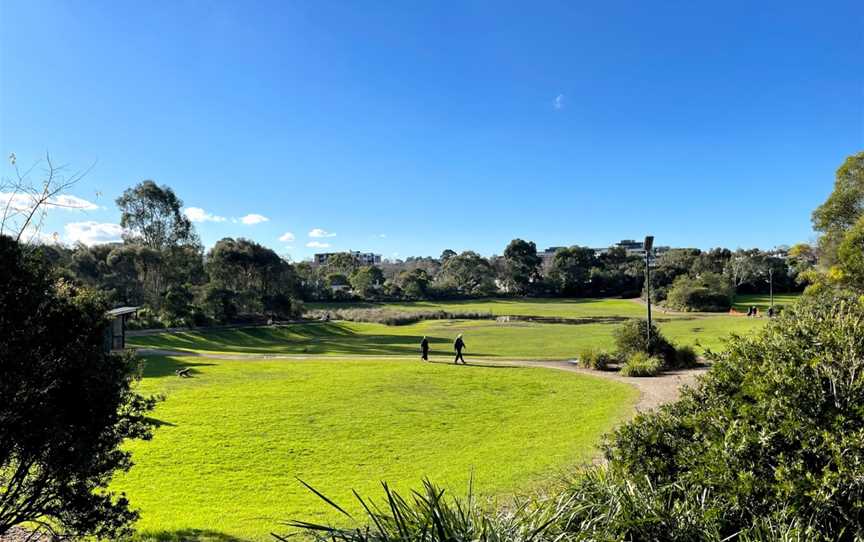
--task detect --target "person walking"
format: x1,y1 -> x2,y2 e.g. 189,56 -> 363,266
420,336 -> 430,362
453,334 -> 466,364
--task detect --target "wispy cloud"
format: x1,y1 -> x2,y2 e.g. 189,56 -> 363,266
306,241 -> 331,249
279,231 -> 295,243
64,221 -> 124,246
0,192 -> 99,212
184,206 -> 226,223
239,213 -> 269,225
553,93 -> 564,110
378,233 -> 387,239
309,228 -> 336,238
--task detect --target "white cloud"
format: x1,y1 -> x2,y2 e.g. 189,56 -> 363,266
309,228 -> 336,238
306,241 -> 331,249
18,228 -> 63,245
64,221 -> 124,246
184,206 -> 226,223
378,233 -> 387,238
0,192 -> 99,212
553,93 -> 564,110
240,213 -> 269,225
279,231 -> 295,243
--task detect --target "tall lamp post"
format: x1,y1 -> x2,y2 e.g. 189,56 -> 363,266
644,235 -> 654,344
768,267 -> 774,311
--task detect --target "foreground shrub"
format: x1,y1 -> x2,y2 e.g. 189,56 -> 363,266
613,319 -> 676,365
619,352 -> 663,377
597,290 -> 864,540
279,479 -> 553,542
0,236 -> 156,539
577,347 -> 615,370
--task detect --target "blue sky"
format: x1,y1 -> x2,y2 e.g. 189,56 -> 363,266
1,1 -> 862,260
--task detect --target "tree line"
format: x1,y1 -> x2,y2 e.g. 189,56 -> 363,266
35,179 -> 819,327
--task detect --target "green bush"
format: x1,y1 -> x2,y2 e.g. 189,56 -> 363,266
672,344 -> 699,368
577,347 -> 615,370
593,290 -> 864,540
619,352 -> 663,377
665,272 -> 734,312
613,319 -> 676,365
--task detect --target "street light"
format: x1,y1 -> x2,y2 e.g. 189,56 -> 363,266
768,267 -> 774,312
644,235 -> 654,344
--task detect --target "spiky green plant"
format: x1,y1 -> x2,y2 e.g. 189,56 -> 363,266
275,478 -> 561,542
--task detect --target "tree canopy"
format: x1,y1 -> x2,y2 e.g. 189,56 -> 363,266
0,236 -> 155,538
116,180 -> 197,250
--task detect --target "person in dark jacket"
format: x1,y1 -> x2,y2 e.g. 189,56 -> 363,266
453,334 -> 466,364
420,336 -> 429,361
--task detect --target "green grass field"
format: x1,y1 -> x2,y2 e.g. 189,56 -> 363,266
732,293 -> 802,312
129,315 -> 764,360
116,356 -> 638,541
119,296 -> 786,540
307,297 -> 649,318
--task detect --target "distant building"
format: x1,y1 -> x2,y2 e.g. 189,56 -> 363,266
602,239 -> 672,257
539,239 -> 674,259
314,251 -> 382,266
539,246 -> 565,270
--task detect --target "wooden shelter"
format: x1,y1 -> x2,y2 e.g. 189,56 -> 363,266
104,306 -> 140,351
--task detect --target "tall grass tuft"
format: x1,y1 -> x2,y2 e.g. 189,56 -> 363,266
275,478 -> 561,542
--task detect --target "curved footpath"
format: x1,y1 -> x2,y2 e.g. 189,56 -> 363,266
135,348 -> 707,412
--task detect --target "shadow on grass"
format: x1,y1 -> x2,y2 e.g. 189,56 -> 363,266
141,356 -> 217,378
133,322 -> 461,358
426,359 -> 520,369
144,416 -> 177,428
134,529 -> 251,542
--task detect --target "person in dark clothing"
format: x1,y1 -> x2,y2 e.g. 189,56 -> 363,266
420,336 -> 429,361
453,334 -> 466,364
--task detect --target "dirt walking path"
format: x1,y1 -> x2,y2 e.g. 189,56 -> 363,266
135,348 -> 706,412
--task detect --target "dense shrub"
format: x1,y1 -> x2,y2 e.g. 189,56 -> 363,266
673,344 -> 699,368
577,347 -> 616,370
619,352 -> 663,377
665,272 -> 735,312
613,318 -> 676,365
594,290 -> 864,540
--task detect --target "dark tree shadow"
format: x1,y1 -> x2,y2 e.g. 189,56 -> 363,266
141,357 -> 217,378
144,416 -> 177,428
426,359 -> 521,369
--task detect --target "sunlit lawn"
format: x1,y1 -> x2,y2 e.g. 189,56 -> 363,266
116,356 -> 638,541
307,297 -> 649,318
129,315 -> 766,360
732,292 -> 802,312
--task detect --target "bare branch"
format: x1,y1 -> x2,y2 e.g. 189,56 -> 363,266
0,153 -> 97,246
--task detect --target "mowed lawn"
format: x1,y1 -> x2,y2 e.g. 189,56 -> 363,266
732,293 -> 802,312
115,356 -> 638,541
129,315 -> 765,360
307,297 -> 649,318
